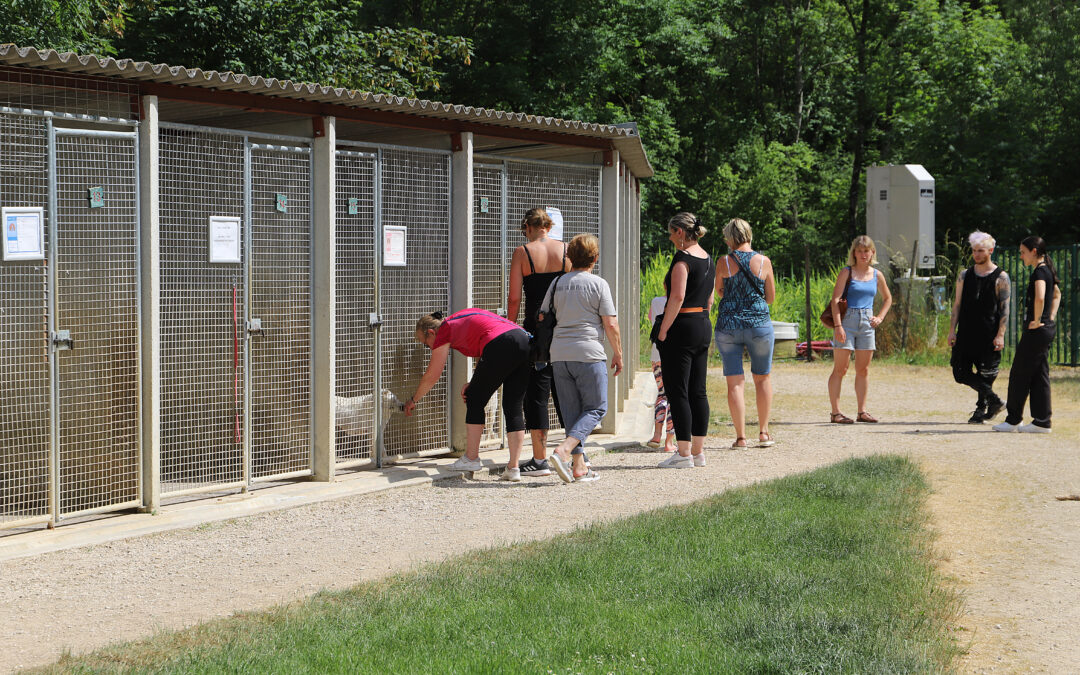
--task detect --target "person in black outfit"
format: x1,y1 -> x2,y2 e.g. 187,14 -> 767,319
948,231 -> 1010,423
507,208 -> 571,477
654,212 -> 715,468
994,236 -> 1062,433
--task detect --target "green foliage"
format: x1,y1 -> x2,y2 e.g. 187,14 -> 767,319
0,0 -> 126,54
50,457 -> 962,673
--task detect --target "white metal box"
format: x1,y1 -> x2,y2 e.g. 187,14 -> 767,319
866,164 -> 935,269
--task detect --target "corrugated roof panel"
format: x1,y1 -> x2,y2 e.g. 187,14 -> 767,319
0,44 -> 652,177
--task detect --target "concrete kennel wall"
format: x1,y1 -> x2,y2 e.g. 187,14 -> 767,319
0,58 -> 646,531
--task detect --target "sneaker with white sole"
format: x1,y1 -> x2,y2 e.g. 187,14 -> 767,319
992,421 -> 1020,432
449,456 -> 483,472
518,458 -> 552,477
692,453 -> 706,467
1018,423 -> 1052,434
499,467 -> 521,481
658,453 -> 693,469
549,453 -> 574,483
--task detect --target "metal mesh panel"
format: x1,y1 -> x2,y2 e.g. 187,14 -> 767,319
505,160 -> 601,432
334,151 -> 377,463
0,67 -> 137,121
0,113 -> 50,526
380,148 -> 450,456
472,164 -> 504,443
250,146 -> 312,479
54,131 -> 140,515
159,127 -> 245,493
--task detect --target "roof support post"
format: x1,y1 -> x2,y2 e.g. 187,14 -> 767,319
449,131 -> 474,453
139,95 -> 161,512
598,150 -> 621,434
311,116 -> 336,481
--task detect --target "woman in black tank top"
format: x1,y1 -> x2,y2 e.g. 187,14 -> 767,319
507,208 -> 571,477
654,212 -> 715,469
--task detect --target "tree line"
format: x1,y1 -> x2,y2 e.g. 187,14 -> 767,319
4,0 -> 1077,271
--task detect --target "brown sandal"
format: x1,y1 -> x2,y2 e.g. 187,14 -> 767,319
731,437 -> 748,448
830,412 -> 854,424
856,411 -> 878,423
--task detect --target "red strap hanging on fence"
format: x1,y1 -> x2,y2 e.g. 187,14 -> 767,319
233,284 -> 241,445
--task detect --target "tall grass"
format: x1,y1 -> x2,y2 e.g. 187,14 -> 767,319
49,456 -> 962,673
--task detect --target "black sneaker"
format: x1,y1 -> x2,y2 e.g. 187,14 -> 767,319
983,397 -> 1005,421
518,458 -> 552,477
968,407 -> 987,424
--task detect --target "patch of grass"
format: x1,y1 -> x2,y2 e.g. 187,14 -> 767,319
48,457 -> 962,674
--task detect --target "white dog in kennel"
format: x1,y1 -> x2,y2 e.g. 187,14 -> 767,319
335,389 -> 405,441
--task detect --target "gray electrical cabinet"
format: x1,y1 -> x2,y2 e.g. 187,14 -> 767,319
866,165 -> 936,270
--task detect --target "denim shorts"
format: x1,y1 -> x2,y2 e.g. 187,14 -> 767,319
715,324 -> 775,376
834,307 -> 876,351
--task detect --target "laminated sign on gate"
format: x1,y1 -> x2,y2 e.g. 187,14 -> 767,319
208,216 -> 242,263
546,206 -> 564,240
2,207 -> 45,261
87,186 -> 105,208
383,225 -> 407,266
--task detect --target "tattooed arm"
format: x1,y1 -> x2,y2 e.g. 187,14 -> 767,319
994,272 -> 1010,351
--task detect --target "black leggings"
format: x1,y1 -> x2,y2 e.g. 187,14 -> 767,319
657,313 -> 712,441
524,362 -> 565,430
1005,323 -> 1054,427
466,329 -> 530,432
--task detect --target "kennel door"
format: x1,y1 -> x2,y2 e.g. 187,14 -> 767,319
50,127 -> 141,517
248,143 -> 313,480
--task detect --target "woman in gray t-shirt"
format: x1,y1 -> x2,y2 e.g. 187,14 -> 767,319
541,234 -> 623,483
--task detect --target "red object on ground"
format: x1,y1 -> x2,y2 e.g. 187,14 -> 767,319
796,340 -> 834,357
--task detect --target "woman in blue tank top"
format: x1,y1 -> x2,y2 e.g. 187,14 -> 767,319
827,235 -> 893,423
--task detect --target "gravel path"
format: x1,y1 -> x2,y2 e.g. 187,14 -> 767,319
2,361 -> 1077,673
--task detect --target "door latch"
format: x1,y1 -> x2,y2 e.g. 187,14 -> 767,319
368,312 -> 382,327
52,329 -> 73,351
247,318 -> 264,336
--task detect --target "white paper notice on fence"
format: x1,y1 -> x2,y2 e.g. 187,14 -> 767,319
2,207 -> 45,261
208,216 -> 242,263
383,225 -> 407,266
546,206 -> 564,241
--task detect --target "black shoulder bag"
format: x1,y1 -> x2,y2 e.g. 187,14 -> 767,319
530,273 -> 564,365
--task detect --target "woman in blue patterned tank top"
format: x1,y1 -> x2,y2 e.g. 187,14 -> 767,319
713,218 -> 776,449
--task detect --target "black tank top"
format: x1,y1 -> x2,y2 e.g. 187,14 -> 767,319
664,250 -> 715,310
958,266 -> 1002,338
521,242 -> 566,332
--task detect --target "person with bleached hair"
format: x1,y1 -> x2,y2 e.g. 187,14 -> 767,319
948,230 -> 1010,424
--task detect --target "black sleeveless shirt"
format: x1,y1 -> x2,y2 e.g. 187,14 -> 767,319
958,266 -> 1003,339
664,250 -> 715,310
521,242 -> 566,332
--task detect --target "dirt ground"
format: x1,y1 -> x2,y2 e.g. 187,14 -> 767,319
1,361 -> 1078,673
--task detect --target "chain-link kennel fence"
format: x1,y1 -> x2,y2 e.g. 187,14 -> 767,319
378,147 -> 452,459
159,124 -> 313,496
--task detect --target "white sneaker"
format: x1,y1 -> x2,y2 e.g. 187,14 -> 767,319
992,421 -> 1020,432
499,467 -> 521,481
449,456 -> 483,472
1018,424 -> 1052,434
659,453 -> 693,469
692,453 -> 706,467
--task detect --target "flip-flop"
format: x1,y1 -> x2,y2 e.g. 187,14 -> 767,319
645,440 -> 662,449
549,453 -> 574,484
574,470 -> 601,483
758,432 -> 776,448
731,437 -> 748,449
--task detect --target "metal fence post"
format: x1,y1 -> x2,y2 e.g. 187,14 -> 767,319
311,116 -> 336,481
373,149 -> 384,468
139,95 -> 160,512
46,119 -> 59,528
598,150 -> 621,434
242,136 -> 253,490
450,132 -> 474,453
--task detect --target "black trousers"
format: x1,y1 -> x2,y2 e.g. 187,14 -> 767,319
467,329 -> 530,432
951,335 -> 1002,407
1005,323 -> 1055,427
657,313 -> 712,441
524,362 -> 564,431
